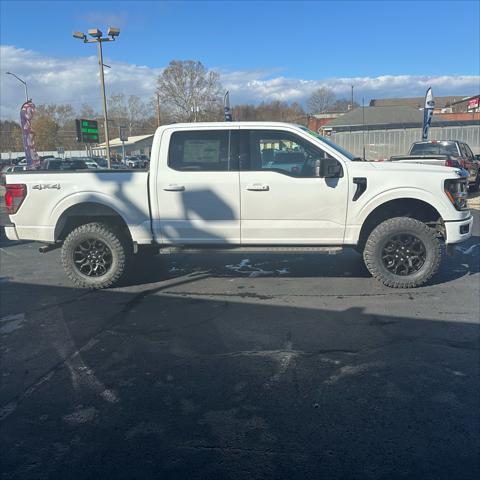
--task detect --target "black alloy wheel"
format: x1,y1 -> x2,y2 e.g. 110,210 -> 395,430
73,238 -> 113,277
381,234 -> 426,276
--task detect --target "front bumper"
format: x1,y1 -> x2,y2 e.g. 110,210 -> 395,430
444,215 -> 473,244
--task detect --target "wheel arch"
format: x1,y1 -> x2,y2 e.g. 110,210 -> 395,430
357,198 -> 443,250
54,202 -> 133,247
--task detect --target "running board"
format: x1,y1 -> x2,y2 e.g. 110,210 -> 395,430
159,246 -> 343,254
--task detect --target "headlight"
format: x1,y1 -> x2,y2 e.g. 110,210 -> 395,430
444,179 -> 468,210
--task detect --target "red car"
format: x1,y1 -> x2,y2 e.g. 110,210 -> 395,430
408,140 -> 480,191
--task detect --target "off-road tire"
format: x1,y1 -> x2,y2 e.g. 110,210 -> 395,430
61,222 -> 128,289
363,217 -> 441,288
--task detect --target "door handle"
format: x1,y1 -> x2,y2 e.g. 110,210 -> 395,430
246,184 -> 269,191
163,184 -> 185,191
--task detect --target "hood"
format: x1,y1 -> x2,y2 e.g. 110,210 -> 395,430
368,160 -> 464,177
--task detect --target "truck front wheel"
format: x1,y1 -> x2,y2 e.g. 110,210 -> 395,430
61,222 -> 128,289
363,217 -> 441,288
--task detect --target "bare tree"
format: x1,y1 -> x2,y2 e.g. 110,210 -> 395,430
126,95 -> 146,135
79,103 -> 97,119
307,87 -> 336,114
233,101 -> 306,123
108,93 -> 128,129
156,60 -> 223,122
329,98 -> 360,113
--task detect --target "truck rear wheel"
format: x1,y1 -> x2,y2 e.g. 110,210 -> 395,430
61,222 -> 128,289
363,217 -> 441,288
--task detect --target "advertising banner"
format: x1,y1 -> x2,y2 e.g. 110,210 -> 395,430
224,91 -> 233,122
421,87 -> 435,141
20,101 -> 41,169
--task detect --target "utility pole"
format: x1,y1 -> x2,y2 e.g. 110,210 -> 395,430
96,40 -> 111,166
351,85 -> 354,111
362,97 -> 366,161
73,27 -> 120,168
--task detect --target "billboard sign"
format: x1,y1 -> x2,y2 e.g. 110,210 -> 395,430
76,119 -> 99,143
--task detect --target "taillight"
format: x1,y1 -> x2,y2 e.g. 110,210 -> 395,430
444,179 -> 468,211
5,184 -> 27,214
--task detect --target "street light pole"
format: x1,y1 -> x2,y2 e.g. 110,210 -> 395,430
5,72 -> 29,103
96,40 -> 111,165
73,27 -> 120,168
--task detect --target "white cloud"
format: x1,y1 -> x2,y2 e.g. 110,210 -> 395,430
0,45 -> 162,119
1,45 -> 479,120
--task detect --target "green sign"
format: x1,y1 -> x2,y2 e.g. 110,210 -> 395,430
75,119 -> 99,143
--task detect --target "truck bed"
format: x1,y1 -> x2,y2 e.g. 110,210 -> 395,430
5,170 -> 152,244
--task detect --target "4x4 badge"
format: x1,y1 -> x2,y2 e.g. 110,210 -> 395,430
33,183 -> 61,190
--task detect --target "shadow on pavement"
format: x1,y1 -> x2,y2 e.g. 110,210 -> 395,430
119,234 -> 480,288
0,279 -> 479,480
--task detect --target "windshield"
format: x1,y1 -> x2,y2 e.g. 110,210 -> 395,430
298,126 -> 357,160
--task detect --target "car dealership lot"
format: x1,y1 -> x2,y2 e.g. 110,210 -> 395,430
0,205 -> 479,479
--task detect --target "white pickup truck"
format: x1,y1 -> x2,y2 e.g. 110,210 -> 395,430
3,122 -> 473,288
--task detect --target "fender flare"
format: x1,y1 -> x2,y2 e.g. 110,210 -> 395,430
51,192 -> 135,241
354,187 -> 451,227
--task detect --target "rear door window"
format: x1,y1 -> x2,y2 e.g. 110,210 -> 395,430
168,130 -> 237,171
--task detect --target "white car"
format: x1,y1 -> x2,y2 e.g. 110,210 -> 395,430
3,122 -> 472,289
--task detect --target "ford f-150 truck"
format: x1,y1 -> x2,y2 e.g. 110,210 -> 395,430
3,122 -> 473,289
389,140 -> 480,191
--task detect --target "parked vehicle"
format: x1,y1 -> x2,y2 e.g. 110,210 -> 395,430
4,122 -> 472,289
85,161 -> 100,169
110,163 -> 128,170
390,140 -> 480,191
92,157 -> 108,168
138,154 -> 150,168
125,156 -> 143,168
42,159 -> 65,171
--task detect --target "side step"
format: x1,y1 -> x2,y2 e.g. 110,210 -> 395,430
159,246 -> 343,254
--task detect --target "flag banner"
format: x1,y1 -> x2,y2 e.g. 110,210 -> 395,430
422,87 -> 435,141
20,101 -> 41,169
224,91 -> 233,122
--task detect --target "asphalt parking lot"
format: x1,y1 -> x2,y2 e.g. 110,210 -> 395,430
0,195 -> 479,479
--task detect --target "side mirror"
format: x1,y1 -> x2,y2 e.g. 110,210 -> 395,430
321,157 -> 343,178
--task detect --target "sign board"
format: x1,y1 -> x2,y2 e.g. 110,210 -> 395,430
75,119 -> 99,143
119,126 -> 128,142
57,147 -> 65,154
467,97 -> 479,112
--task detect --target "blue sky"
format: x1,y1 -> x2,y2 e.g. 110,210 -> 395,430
0,0 -> 479,118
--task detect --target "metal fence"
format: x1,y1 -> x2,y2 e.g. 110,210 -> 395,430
0,150 -> 89,161
330,125 -> 480,160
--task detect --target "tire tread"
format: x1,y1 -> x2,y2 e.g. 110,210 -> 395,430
363,217 -> 441,288
61,222 -> 127,289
